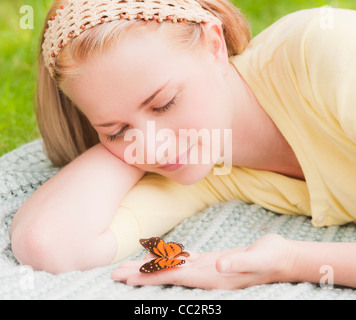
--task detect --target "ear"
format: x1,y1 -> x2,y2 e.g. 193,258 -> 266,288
201,21 -> 229,76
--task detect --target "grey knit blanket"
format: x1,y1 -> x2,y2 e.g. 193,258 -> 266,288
1,139 -> 356,300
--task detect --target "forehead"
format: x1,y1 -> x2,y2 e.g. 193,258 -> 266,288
64,31 -> 201,122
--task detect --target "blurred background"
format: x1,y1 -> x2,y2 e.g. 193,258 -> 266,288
1,0 -> 355,156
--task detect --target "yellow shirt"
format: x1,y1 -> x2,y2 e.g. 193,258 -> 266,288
231,7 -> 356,227
110,8 -> 356,263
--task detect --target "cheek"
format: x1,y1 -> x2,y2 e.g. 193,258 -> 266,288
184,82 -> 226,130
187,69 -> 227,129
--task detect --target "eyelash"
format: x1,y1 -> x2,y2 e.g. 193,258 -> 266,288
107,95 -> 178,142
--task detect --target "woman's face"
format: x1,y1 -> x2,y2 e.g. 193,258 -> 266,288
64,25 -> 234,184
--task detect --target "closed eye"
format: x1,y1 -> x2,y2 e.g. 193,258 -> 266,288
152,95 -> 177,113
107,90 -> 182,142
107,125 -> 129,142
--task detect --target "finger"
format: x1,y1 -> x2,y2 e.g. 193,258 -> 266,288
185,251 -> 200,262
125,268 -> 178,287
126,267 -> 228,290
113,258 -> 159,281
125,264 -> 191,287
114,257 -> 192,283
118,260 -> 145,268
141,251 -> 199,262
216,251 -> 261,274
111,267 -> 140,282
143,251 -> 199,262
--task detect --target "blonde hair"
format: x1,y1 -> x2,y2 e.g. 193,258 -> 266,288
37,0 -> 251,167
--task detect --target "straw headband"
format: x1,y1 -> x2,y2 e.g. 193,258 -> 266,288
42,0 -> 221,78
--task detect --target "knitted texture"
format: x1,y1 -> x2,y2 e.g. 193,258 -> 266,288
43,0 -> 221,77
1,140 -> 356,299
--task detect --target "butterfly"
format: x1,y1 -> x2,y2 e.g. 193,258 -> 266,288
139,237 -> 190,273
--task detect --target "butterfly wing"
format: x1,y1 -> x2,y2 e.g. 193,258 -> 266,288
165,242 -> 190,259
139,237 -> 164,257
139,257 -> 186,273
162,258 -> 186,269
140,237 -> 190,258
139,237 -> 189,273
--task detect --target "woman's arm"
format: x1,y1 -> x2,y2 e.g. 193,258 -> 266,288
290,240 -> 356,288
11,142 -> 231,273
112,234 -> 356,289
11,143 -> 145,273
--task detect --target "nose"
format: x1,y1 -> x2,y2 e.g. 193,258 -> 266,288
123,121 -> 179,166
148,128 -> 177,166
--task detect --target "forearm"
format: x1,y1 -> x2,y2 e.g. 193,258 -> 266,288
288,240 -> 356,288
11,143 -> 145,235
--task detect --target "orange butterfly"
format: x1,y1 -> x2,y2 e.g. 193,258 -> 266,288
139,237 -> 190,273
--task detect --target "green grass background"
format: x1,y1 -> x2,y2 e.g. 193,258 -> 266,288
1,0 -> 355,156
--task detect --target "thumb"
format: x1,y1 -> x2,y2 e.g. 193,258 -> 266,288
216,251 -> 261,274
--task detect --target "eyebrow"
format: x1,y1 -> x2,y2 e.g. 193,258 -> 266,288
95,80 -> 171,128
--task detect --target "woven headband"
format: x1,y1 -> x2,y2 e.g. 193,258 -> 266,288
42,0 -> 221,78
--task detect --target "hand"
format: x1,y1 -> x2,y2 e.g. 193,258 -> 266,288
111,234 -> 295,290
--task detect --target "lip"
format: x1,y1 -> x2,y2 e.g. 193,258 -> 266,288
158,145 -> 195,172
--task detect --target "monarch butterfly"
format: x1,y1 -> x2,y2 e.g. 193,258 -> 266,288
139,237 -> 190,273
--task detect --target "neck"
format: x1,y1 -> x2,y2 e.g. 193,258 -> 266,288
227,62 -> 305,180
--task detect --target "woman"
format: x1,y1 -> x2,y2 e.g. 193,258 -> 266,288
11,0 -> 356,289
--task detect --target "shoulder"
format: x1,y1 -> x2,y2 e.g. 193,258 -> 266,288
271,7 -> 356,34
286,8 -> 356,54
286,8 -> 356,143
282,8 -> 356,84
248,8 -> 356,52
233,8 -> 356,142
